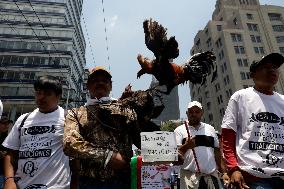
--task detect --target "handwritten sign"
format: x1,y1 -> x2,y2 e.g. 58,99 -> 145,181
141,165 -> 180,189
141,131 -> 178,162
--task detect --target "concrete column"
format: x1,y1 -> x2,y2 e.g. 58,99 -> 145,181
10,106 -> 17,122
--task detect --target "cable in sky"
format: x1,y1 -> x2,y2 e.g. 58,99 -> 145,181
101,0 -> 111,71
81,12 -> 96,67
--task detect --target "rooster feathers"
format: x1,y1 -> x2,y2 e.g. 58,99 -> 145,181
137,19 -> 217,94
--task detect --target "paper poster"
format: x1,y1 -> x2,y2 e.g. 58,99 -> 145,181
141,131 -> 178,162
141,165 -> 180,189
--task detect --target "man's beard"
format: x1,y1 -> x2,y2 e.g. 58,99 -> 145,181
188,118 -> 200,126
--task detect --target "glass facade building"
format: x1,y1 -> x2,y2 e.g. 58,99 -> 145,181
0,0 -> 86,120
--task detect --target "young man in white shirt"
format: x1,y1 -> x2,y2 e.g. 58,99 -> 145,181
222,53 -> 284,189
175,101 -> 226,189
3,76 -> 70,189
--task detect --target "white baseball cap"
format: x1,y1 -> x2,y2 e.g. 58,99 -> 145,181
187,101 -> 203,110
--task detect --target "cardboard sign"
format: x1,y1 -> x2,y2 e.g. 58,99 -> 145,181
141,165 -> 180,189
141,131 -> 178,162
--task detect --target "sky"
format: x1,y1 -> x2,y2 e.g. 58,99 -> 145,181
81,0 -> 284,119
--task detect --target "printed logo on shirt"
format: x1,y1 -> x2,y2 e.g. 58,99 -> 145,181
252,167 -> 265,174
19,149 -> 52,159
265,153 -> 281,166
250,112 -> 284,125
23,161 -> 38,177
271,171 -> 284,176
24,184 -> 47,189
22,125 -> 56,136
249,141 -> 284,153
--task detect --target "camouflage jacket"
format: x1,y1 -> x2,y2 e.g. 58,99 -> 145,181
63,89 -> 164,181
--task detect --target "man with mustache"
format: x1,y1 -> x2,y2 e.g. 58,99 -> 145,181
222,53 -> 284,189
174,101 -> 226,189
63,67 -> 164,189
3,76 -> 70,189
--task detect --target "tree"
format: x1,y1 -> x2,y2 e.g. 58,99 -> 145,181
160,120 -> 183,132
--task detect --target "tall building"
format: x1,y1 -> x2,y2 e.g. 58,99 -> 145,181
190,0 -> 284,130
150,77 -> 180,125
0,0 -> 86,120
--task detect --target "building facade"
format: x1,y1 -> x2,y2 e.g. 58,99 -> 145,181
150,77 -> 180,125
190,0 -> 284,130
0,0 -> 86,120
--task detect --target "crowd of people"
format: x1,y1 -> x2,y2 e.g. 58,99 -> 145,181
0,52 -> 284,189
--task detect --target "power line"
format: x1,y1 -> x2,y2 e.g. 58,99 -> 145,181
81,12 -> 96,67
27,0 -> 60,54
17,0 -> 85,107
101,0 -> 111,71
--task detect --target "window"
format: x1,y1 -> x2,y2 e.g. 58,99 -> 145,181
276,36 -> 284,43
6,71 -> 14,79
234,46 -> 246,54
233,18 -> 238,25
246,72 -> 250,79
209,114 -> 213,122
221,62 -> 227,73
220,108 -> 225,117
280,47 -> 284,54
272,25 -> 284,32
217,25 -> 222,31
237,58 -> 243,66
268,13 -> 281,21
219,50 -> 225,60
27,57 -> 34,65
240,72 -> 251,80
0,70 -> 4,79
247,23 -> 258,31
231,33 -> 242,42
237,59 -> 249,67
226,89 -> 233,98
217,95 -> 223,104
3,56 -> 11,64
215,83 -> 221,92
224,62 -> 227,70
0,41 -> 7,48
247,13 -> 253,20
198,97 -> 203,103
243,59 -> 249,67
206,38 -> 212,47
254,47 -> 265,54
240,72 -> 246,80
215,38 -> 222,48
205,91 -> 209,98
251,35 -> 261,43
259,47 -> 265,54
207,102 -> 211,110
14,72 -> 20,80
224,75 -> 230,85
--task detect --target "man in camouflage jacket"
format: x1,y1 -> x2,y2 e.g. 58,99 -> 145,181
63,67 -> 164,189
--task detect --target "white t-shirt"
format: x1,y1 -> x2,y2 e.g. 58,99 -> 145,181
3,106 -> 70,189
222,87 -> 284,178
174,122 -> 219,174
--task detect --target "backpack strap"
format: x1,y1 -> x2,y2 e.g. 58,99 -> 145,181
18,113 -> 31,136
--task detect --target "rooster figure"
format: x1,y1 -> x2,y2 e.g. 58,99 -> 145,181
137,19 -> 217,94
